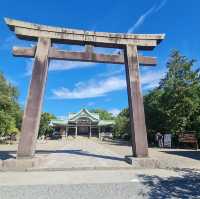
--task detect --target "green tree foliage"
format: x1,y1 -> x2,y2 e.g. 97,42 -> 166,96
38,112 -> 56,137
0,111 -> 17,136
114,50 -> 200,143
90,109 -> 114,120
114,108 -> 131,138
0,72 -> 21,137
144,50 -> 200,140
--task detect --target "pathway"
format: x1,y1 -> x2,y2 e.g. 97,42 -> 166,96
36,137 -> 131,170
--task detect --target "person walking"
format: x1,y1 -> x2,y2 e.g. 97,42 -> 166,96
156,132 -> 163,148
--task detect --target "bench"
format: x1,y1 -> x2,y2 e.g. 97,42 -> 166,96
178,133 -> 199,149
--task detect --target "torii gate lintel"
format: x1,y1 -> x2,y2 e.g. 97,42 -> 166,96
5,18 -> 165,158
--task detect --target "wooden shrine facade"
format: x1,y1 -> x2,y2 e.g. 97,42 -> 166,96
50,109 -> 115,138
5,18 -> 165,158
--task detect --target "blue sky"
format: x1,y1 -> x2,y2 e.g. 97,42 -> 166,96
0,0 -> 200,117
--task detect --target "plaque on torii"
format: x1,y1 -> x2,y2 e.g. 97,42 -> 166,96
5,18 -> 165,158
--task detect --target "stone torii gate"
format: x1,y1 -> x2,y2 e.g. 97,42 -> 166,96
5,18 -> 165,159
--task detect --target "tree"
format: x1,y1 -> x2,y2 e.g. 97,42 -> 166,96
38,112 -> 56,137
144,50 -> 200,143
115,50 -> 200,144
0,111 -> 17,136
0,72 -> 21,138
160,50 -> 200,133
114,108 -> 131,139
90,109 -> 114,120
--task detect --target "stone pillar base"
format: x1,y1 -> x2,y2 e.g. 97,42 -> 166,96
125,156 -> 161,169
1,157 -> 43,171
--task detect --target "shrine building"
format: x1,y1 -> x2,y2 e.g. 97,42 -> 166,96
50,109 -> 115,138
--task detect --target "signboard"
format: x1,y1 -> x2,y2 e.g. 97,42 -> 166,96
164,134 -> 172,148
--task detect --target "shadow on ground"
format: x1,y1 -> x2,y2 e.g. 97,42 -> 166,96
161,150 -> 200,161
0,151 -> 16,160
138,168 -> 200,199
0,149 -> 125,162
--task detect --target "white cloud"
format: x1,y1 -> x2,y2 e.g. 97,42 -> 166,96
127,0 -> 167,33
0,35 -> 35,51
141,70 -> 166,90
51,68 -> 165,100
0,36 -> 15,50
143,81 -> 160,90
25,59 -> 96,76
128,6 -> 156,33
109,108 -> 121,116
49,60 -> 95,71
25,44 -> 121,76
94,47 -> 121,55
141,71 -> 163,84
52,76 -> 126,99
98,66 -> 124,78
155,0 -> 167,12
25,59 -> 34,76
53,43 -> 84,52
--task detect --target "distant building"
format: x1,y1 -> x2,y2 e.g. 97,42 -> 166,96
50,109 -> 115,138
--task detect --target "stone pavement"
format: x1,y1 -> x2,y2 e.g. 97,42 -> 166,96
0,137 -> 199,198
36,137 -> 132,170
0,169 -> 182,186
101,140 -> 200,170
0,136 -> 200,171
0,169 -> 199,199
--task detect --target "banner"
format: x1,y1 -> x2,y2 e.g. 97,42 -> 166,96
164,134 -> 172,148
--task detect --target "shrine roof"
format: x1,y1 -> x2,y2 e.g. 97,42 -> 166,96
68,109 -> 99,122
98,120 -> 115,126
50,119 -> 67,126
50,109 -> 116,126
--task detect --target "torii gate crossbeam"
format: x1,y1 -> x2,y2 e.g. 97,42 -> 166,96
5,18 -> 165,158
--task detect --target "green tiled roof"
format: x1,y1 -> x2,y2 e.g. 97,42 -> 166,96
98,120 -> 115,126
68,108 -> 99,121
50,109 -> 115,127
50,119 -> 67,126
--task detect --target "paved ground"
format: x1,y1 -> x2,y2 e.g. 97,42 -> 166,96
100,140 -> 200,170
0,169 -> 199,199
0,137 -> 200,198
0,136 -> 200,170
36,137 -> 132,170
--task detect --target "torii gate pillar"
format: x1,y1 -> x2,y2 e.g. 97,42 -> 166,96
18,38 -> 51,157
124,45 -> 148,157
